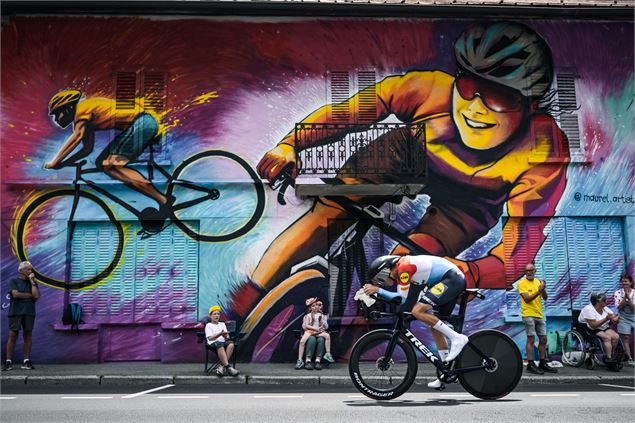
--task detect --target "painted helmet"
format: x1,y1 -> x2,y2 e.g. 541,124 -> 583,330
368,255 -> 401,282
454,21 -> 554,98
48,89 -> 81,114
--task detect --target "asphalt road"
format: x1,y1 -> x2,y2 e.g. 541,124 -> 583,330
1,384 -> 633,423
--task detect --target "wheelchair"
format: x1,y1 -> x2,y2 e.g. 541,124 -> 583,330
561,310 -> 625,371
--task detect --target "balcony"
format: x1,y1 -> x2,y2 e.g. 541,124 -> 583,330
294,122 -> 427,196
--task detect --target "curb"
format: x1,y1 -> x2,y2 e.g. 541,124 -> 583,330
1,374 -> 633,386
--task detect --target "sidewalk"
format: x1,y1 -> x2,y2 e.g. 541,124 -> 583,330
1,361 -> 633,386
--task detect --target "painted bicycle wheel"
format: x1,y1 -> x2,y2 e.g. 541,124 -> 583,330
13,189 -> 124,289
167,150 -> 265,242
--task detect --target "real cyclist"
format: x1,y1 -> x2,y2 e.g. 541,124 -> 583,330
44,90 -> 169,210
363,254 -> 468,388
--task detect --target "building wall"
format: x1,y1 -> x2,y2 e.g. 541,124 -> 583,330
1,15 -> 633,362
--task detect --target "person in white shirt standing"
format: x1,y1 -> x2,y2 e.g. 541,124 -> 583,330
614,274 -> 634,366
205,306 -> 239,377
578,293 -> 620,361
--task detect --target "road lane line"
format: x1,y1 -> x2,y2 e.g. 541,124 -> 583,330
347,395 -> 367,398
157,395 -> 209,399
253,395 -> 303,398
61,396 -> 113,399
599,384 -> 634,390
122,383 -> 174,399
0,397 -> 16,400
620,393 -> 635,396
439,394 -> 473,397
530,394 -> 580,397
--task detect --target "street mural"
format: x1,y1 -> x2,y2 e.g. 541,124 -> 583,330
1,16 -> 633,363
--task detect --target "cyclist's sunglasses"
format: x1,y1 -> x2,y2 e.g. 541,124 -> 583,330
455,71 -> 528,113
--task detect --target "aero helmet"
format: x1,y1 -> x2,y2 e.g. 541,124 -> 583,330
454,22 -> 554,99
368,255 -> 401,282
48,90 -> 81,114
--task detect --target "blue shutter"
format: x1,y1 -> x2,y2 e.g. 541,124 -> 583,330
133,222 -> 199,323
566,218 -> 625,310
70,221 -> 133,322
70,220 -> 198,324
536,219 -> 571,317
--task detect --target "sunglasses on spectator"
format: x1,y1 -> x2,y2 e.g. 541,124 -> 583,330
455,70 -> 528,113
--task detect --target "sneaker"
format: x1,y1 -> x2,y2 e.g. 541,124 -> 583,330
2,360 -> 12,371
225,366 -> 239,376
323,353 -> 335,363
626,360 -> 635,367
445,334 -> 469,362
21,360 -> 34,370
215,366 -> 225,377
314,361 -> 322,370
539,361 -> 558,374
294,360 -> 305,370
526,361 -> 544,375
427,378 -> 443,390
305,361 -> 313,370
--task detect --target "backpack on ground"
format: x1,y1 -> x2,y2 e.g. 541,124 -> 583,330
62,303 -> 83,335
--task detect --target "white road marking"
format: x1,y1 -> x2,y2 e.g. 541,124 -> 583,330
253,395 -> 304,399
439,394 -> 473,397
122,384 -> 174,399
599,384 -> 634,390
61,396 -> 113,400
347,395 -> 367,398
620,393 -> 635,396
0,397 -> 16,400
530,394 -> 580,397
157,395 -> 209,399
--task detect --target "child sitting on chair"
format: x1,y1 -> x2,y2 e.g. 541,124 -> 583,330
205,306 -> 239,377
295,298 -> 334,370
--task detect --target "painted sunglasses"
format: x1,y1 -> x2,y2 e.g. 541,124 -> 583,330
455,71 -> 528,113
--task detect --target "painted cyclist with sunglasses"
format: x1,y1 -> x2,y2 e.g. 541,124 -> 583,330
235,21 -> 568,339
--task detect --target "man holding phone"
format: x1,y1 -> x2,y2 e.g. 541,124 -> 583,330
3,261 -> 40,371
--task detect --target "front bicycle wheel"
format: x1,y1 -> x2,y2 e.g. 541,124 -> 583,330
348,329 -> 417,400
561,330 -> 587,367
456,329 -> 522,400
12,189 -> 124,289
167,150 -> 265,242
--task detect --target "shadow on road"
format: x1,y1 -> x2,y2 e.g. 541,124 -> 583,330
344,398 -> 522,407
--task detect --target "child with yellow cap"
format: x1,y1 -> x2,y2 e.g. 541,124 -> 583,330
205,306 -> 239,377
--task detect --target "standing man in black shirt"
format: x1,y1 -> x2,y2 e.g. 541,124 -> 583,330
3,261 -> 40,371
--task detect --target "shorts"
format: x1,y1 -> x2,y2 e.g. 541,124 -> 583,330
208,341 -> 232,350
617,311 -> 635,335
417,269 -> 466,316
8,315 -> 35,331
97,113 -> 159,165
522,316 -> 546,337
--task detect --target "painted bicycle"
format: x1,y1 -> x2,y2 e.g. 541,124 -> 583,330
13,146 -> 265,289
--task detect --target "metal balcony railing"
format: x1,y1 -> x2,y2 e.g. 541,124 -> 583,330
295,123 -> 426,182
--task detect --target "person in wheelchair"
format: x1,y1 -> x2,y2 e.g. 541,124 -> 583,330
362,255 -> 468,389
578,293 -> 620,364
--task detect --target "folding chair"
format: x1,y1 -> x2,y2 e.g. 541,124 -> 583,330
196,320 -> 245,374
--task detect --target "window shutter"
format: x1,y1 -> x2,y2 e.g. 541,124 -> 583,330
115,71 -> 136,111
555,72 -> 584,162
329,70 -> 351,122
357,70 -> 377,123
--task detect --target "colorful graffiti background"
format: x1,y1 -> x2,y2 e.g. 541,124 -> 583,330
1,16 -> 633,363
